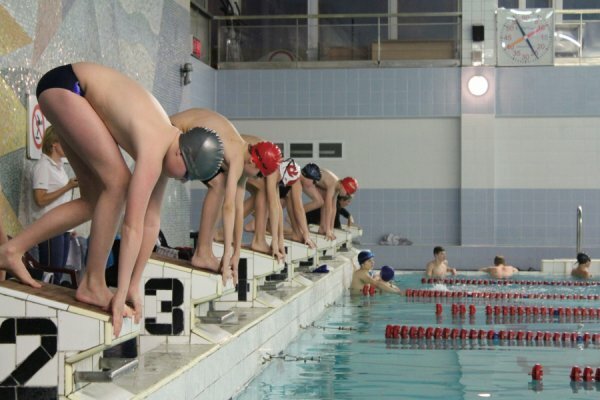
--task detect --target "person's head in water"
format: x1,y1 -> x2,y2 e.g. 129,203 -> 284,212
380,265 -> 395,282
357,250 -> 374,268
577,252 -> 591,266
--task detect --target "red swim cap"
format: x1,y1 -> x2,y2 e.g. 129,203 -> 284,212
250,141 -> 282,176
340,176 -> 358,195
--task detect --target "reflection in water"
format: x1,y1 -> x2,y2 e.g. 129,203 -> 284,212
235,273 -> 600,399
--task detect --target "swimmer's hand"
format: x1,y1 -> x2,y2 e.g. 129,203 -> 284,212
271,245 -> 285,264
304,236 -> 316,249
67,178 -> 79,189
230,251 -> 240,285
110,292 -> 127,337
219,255 -> 234,285
126,288 -> 143,325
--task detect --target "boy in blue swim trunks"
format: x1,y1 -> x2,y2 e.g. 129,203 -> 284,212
0,63 -> 224,336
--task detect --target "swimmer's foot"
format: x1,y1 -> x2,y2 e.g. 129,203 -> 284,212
75,283 -> 133,317
250,240 -> 271,255
191,253 -> 221,273
214,229 -> 224,243
244,219 -> 256,233
0,245 -> 41,288
289,232 -> 303,242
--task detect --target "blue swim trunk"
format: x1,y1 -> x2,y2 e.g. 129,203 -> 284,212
36,64 -> 85,99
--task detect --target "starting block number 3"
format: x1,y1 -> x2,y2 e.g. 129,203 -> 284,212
144,278 -> 184,335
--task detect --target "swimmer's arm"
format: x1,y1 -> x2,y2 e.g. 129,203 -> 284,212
425,262 -> 434,277
339,208 -> 354,226
265,173 -> 281,253
289,183 -> 313,244
445,261 -> 457,275
327,189 -> 337,231
363,274 -> 402,294
222,160 -> 244,271
117,160 -> 163,297
479,267 -> 493,273
129,173 -> 169,295
320,187 -> 336,235
231,176 -> 247,280
302,185 -> 324,213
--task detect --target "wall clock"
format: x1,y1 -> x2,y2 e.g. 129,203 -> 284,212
497,8 -> 554,66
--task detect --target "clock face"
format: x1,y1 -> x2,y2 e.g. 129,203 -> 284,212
497,8 -> 554,66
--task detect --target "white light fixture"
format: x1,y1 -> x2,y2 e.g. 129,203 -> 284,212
467,75 -> 489,96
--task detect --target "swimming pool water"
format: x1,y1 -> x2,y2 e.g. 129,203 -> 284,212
234,273 -> 600,400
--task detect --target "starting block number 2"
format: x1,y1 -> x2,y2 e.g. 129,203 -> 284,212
0,318 -> 58,399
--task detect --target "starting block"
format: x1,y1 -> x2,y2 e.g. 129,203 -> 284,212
0,280 -> 140,398
283,239 -> 314,265
308,225 -> 337,261
139,254 -> 235,352
333,228 -> 352,250
211,243 -> 283,303
342,224 -> 363,241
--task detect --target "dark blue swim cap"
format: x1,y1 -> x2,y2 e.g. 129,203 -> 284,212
301,163 -> 321,183
577,252 -> 591,264
380,265 -> 395,282
357,250 -> 374,265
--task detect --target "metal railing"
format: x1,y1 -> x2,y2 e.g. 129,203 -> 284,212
214,12 -> 462,68
576,206 -> 583,255
211,9 -> 600,68
551,9 -> 600,64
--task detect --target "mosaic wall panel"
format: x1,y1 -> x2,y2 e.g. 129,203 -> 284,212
0,0 -> 196,246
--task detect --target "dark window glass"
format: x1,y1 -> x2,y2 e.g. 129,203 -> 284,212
318,143 -> 342,158
290,143 -> 313,158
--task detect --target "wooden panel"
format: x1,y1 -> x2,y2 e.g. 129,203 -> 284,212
371,40 -> 454,60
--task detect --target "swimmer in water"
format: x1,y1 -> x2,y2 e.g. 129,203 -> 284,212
425,246 -> 457,278
572,252 -> 592,279
350,250 -> 402,294
479,256 -> 519,279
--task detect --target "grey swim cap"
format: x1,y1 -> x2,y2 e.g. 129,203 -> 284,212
179,127 -> 225,181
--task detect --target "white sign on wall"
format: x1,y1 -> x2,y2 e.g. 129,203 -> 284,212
27,94 -> 50,160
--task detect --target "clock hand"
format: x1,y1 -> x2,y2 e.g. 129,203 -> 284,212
515,19 -> 539,59
506,25 -> 546,48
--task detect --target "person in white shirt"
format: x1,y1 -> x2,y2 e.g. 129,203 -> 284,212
0,184 -> 6,281
31,125 -> 78,282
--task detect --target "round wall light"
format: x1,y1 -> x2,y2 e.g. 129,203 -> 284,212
467,75 -> 489,96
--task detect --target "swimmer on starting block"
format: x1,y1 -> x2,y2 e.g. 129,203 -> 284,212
479,255 -> 519,279
425,246 -> 457,278
241,135 -> 285,261
304,167 -> 358,241
170,109 -> 281,281
0,63 -> 224,336
350,250 -> 402,294
247,159 -> 321,252
572,252 -> 592,279
281,162 -> 320,248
